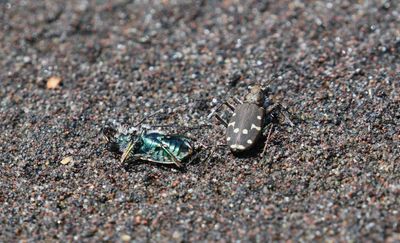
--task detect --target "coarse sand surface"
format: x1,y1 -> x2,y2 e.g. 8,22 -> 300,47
0,0 -> 399,241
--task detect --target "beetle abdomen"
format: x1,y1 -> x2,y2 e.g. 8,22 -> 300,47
140,133 -> 193,162
226,103 -> 265,152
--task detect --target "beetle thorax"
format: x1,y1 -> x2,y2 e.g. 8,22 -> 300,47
244,85 -> 264,106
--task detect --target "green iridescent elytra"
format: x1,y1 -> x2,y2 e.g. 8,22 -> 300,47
103,127 -> 194,167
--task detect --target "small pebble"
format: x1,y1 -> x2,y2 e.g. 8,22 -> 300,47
120,234 -> 131,242
60,156 -> 73,165
46,76 -> 62,89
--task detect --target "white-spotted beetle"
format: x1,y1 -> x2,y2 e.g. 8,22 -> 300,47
209,85 -> 293,154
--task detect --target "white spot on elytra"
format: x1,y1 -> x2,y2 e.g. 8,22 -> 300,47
257,116 -> 262,120
247,139 -> 253,144
242,129 -> 248,134
237,145 -> 245,150
228,122 -> 235,127
230,144 -> 245,150
251,124 -> 261,131
233,128 -> 239,133
227,137 -> 231,141
232,113 -> 236,116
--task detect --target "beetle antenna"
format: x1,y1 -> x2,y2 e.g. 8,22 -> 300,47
134,109 -> 163,127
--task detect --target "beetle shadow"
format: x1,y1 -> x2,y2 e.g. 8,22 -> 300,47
122,159 -> 188,173
122,148 -> 217,173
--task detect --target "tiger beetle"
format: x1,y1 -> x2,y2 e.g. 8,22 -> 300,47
103,127 -> 197,168
208,84 -> 293,155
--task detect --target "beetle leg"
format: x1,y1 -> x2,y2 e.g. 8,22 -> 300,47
276,104 -> 294,127
201,144 -> 217,164
261,124 -> 274,157
195,142 -> 226,164
158,143 -> 183,168
266,103 -> 294,127
211,99 -> 235,111
133,109 -> 163,127
224,101 -> 235,111
129,154 -> 180,167
208,99 -> 235,127
265,103 -> 279,114
214,114 -> 228,127
262,123 -> 273,136
185,139 -> 215,165
232,97 -> 243,105
207,101 -> 223,120
120,141 -> 135,163
186,150 -> 204,165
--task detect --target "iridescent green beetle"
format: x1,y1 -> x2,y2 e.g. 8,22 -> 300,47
103,127 -> 195,168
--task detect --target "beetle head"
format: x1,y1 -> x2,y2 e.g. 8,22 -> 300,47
102,127 -> 116,142
244,85 -> 265,106
102,127 -> 133,154
102,127 -> 118,151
